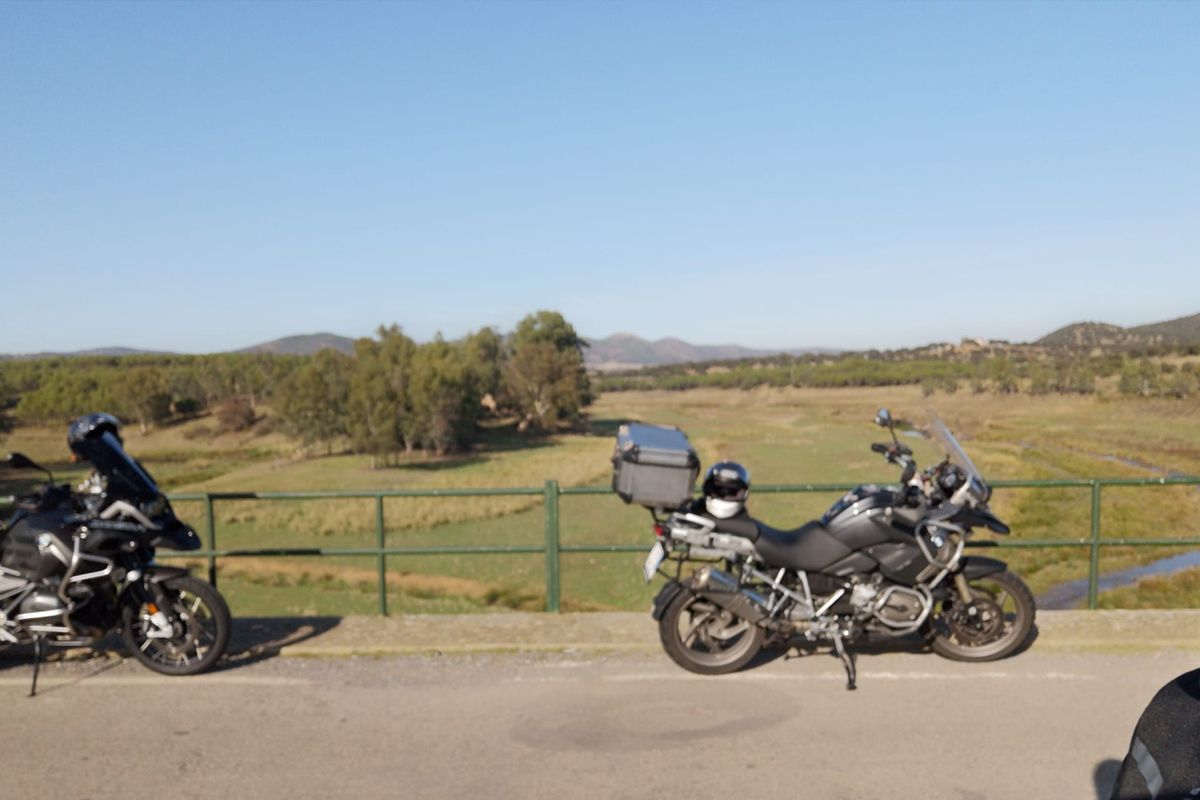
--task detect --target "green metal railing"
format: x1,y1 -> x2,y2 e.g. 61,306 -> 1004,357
4,476 -> 1199,612
141,476 -> 1200,613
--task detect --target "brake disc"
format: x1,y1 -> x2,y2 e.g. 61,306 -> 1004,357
947,596 -> 1004,644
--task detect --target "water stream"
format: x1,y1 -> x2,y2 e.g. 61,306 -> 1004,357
1009,442 -> 1198,609
1036,550 -> 1200,609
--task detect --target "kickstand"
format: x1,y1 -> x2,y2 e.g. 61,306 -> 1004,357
29,636 -> 44,698
832,631 -> 857,691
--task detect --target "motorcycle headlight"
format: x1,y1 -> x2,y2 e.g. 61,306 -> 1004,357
967,476 -> 990,505
141,494 -> 167,518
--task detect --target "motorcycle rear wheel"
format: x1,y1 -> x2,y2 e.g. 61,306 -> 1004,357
928,570 -> 1035,662
659,589 -> 764,675
122,575 -> 231,675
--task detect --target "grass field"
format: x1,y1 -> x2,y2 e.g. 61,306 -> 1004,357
3,386 -> 1199,614
1097,567 -> 1200,609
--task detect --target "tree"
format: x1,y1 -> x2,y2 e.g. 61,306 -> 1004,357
1061,364 -> 1096,395
464,326 -> 504,407
502,311 -> 591,431
0,373 -> 14,443
348,326 -> 417,465
167,365 -> 207,416
1166,369 -> 1198,398
275,350 -> 352,453
1119,359 -> 1160,397
988,358 -> 1019,394
408,337 -> 480,453
17,368 -> 112,423
111,366 -> 173,434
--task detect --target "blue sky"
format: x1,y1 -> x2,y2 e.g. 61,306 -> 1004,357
1,1 -> 1197,354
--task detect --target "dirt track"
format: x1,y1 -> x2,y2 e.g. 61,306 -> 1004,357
2,641 -> 1194,799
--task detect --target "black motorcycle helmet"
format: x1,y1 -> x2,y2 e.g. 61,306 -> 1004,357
67,412 -> 123,451
702,461 -> 750,518
67,412 -> 159,502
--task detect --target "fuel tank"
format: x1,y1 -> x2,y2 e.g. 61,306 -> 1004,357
820,485 -> 905,550
819,487 -> 930,585
1,510 -> 77,580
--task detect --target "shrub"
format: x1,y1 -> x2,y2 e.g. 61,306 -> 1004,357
216,397 -> 256,433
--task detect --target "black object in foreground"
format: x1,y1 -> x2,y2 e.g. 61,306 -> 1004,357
1110,668 -> 1200,800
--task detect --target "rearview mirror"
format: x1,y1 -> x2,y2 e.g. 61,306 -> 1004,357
3,452 -> 54,482
874,409 -> 892,428
3,452 -> 39,471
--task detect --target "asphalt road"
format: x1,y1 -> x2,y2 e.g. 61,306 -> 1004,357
1,646 -> 1193,800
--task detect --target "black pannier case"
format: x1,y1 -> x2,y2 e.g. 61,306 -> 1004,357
612,423 -> 700,509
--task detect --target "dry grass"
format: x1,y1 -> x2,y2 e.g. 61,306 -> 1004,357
1098,567 -> 1200,608
7,386 -> 1198,611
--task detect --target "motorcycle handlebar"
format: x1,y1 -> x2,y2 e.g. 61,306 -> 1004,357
871,442 -> 914,456
871,442 -> 917,484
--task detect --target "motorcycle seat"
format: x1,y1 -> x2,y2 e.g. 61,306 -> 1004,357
684,505 -> 761,541
751,519 -> 853,572
709,514 -> 761,541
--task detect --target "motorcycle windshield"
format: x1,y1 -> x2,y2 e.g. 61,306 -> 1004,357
929,416 -> 988,493
76,430 -> 161,501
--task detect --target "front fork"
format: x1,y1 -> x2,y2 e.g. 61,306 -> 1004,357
953,573 -> 975,604
949,570 -> 992,633
121,566 -> 187,638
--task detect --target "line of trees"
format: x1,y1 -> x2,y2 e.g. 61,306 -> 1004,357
274,312 -> 591,457
1116,359 -> 1200,398
272,328 -> 498,457
596,353 -> 1200,398
0,311 -> 592,458
3,352 -> 298,434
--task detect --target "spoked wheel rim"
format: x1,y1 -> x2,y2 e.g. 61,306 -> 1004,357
671,595 -> 760,669
130,588 -> 220,670
931,574 -> 1031,660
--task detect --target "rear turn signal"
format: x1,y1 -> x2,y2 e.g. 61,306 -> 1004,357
653,524 -> 665,539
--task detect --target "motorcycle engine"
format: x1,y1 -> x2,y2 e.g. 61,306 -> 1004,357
874,587 -> 927,626
850,579 -> 931,629
19,588 -> 67,619
849,581 -> 879,613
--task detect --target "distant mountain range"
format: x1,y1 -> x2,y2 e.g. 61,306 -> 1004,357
1036,312 -> 1200,349
583,333 -> 836,371
0,331 -> 834,367
0,346 -> 174,361
238,332 -> 356,356
4,310 -> 1197,365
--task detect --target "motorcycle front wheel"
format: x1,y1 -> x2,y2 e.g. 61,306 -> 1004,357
122,575 -> 231,675
658,589 -> 764,675
928,569 -> 1035,662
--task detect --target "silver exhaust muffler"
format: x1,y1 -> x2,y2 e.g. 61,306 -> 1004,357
692,566 -> 769,624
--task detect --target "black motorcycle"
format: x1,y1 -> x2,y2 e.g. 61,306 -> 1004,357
0,413 -> 231,694
635,409 -> 1035,689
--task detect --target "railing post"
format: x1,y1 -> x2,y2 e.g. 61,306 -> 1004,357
1087,480 -> 1101,609
376,494 -> 388,617
204,493 -> 217,588
544,479 -> 560,613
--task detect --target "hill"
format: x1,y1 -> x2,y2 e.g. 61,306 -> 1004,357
1035,322 -> 1137,348
1131,312 -> 1200,344
1037,312 -> 1200,349
584,333 -> 833,371
238,333 -> 357,356
0,346 -> 170,361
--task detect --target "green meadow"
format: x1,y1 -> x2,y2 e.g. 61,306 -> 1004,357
4,386 -> 1199,614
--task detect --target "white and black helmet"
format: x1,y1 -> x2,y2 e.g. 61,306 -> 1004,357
702,461 -> 750,519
